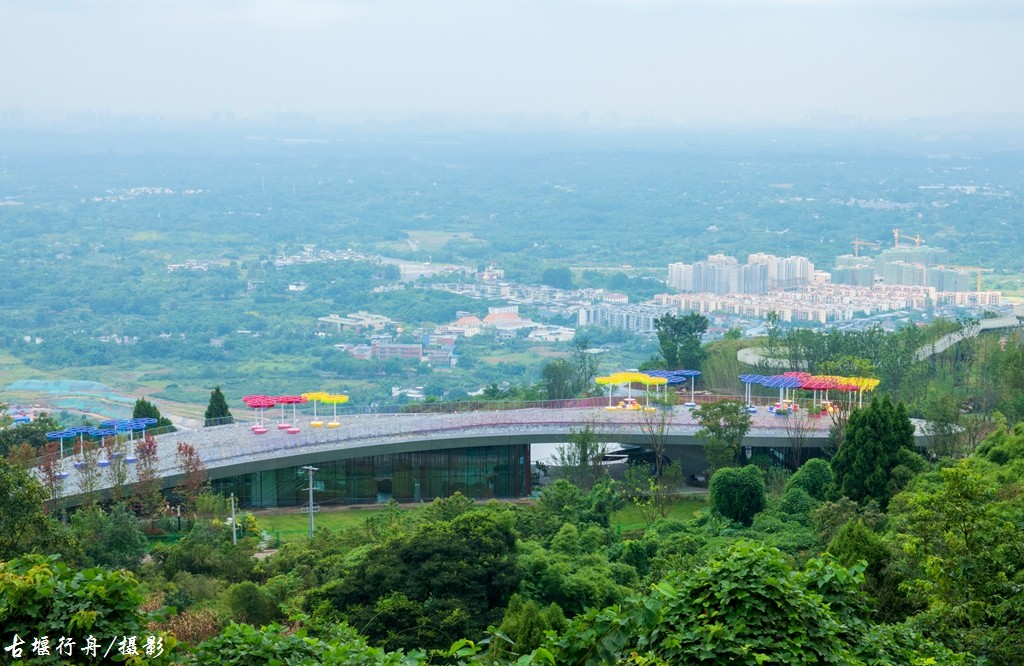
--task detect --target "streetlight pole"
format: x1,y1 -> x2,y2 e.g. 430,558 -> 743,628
230,492 -> 237,545
301,465 -> 318,539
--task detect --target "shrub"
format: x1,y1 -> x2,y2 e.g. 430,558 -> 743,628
709,465 -> 766,526
779,486 -> 819,521
225,581 -> 281,627
786,458 -> 833,501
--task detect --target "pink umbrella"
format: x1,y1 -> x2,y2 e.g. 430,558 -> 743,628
272,395 -> 308,429
242,395 -> 276,430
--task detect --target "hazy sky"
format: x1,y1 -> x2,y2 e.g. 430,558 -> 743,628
2,0 -> 1022,125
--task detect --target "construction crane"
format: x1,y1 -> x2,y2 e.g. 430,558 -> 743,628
933,265 -> 994,292
892,227 -> 924,248
851,239 -> 880,257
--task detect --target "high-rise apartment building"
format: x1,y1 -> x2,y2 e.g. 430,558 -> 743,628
668,253 -> 811,295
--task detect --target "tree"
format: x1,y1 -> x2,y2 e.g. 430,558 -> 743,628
636,403 -> 674,480
152,520 -> 258,582
0,457 -> 76,561
622,459 -> 684,525
204,385 -> 234,426
553,424 -> 609,491
517,524 -> 636,617
74,437 -> 103,506
5,442 -> 35,469
527,479 -> 623,535
175,441 -> 208,516
709,465 -> 765,525
103,434 -> 131,503
890,461 -> 1023,662
819,354 -> 875,379
828,396 -> 919,509
225,580 -> 281,627
826,519 -> 905,623
783,404 -> 814,467
621,462 -> 661,527
540,266 -> 574,289
306,511 -> 520,652
130,432 -> 164,518
38,440 -> 69,517
568,335 -> 601,396
921,385 -> 965,458
541,358 -> 576,400
0,410 -> 60,458
654,311 -> 708,370
628,406 -> 684,519
765,309 -> 782,357
71,504 -> 148,570
133,397 -> 175,431
693,399 -> 752,472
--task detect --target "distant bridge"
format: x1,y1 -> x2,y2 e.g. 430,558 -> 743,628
50,403 -> 933,507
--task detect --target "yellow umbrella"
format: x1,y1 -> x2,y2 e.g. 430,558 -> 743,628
302,391 -> 330,427
322,394 -> 349,427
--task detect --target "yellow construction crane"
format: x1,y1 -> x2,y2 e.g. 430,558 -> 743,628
934,265 -> 994,291
961,266 -> 994,292
851,239 -> 880,257
892,227 -> 924,248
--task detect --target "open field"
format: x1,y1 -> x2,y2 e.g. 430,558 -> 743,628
376,230 -> 482,254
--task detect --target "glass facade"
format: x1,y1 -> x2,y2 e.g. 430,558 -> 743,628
212,444 -> 531,508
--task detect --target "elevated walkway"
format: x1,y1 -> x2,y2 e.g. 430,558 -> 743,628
738,315 -> 1020,369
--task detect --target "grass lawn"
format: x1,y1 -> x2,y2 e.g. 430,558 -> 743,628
611,497 -> 707,533
256,506 -> 383,543
253,495 -> 708,544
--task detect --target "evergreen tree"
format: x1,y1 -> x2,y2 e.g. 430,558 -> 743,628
827,395 -> 919,509
132,397 -> 174,431
204,385 -> 233,426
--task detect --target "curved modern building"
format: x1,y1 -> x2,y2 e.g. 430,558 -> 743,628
50,404 -> 929,510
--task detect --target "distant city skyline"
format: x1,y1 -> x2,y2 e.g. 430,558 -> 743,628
2,0 -> 1023,129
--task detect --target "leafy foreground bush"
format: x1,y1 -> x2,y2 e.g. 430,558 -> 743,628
0,554 -> 178,665
193,623 -> 418,666
2,543 -> 971,666
535,540 -> 968,665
